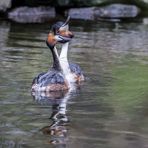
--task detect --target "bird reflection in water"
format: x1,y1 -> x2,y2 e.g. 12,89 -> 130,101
32,89 -> 77,147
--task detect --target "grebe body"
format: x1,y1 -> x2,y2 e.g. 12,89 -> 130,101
69,62 -> 84,82
31,33 -> 70,92
32,70 -> 69,92
51,18 -> 84,83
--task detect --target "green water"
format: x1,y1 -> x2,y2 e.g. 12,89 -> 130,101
0,18 -> 148,148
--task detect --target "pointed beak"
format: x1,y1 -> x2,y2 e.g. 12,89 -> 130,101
61,16 -> 70,28
50,16 -> 73,44
55,34 -> 72,43
59,16 -> 70,31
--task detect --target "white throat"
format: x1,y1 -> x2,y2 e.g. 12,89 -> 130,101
59,42 -> 76,84
60,42 -> 70,75
60,42 -> 69,61
54,33 -> 76,89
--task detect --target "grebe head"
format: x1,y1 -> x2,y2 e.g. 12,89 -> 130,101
46,31 -> 72,49
51,16 -> 74,42
52,16 -> 70,34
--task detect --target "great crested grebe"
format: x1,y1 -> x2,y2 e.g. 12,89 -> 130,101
31,30 -> 73,92
52,16 -> 84,83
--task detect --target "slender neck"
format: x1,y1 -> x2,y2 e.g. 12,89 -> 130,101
60,42 -> 69,62
59,42 -> 70,75
50,46 -> 61,71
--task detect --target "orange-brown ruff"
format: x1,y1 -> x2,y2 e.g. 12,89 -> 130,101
58,30 -> 74,38
47,33 -> 56,45
31,33 -> 69,92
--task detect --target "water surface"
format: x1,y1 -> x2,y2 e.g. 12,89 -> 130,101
0,18 -> 148,148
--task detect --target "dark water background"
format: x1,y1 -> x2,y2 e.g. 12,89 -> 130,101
0,18 -> 148,148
